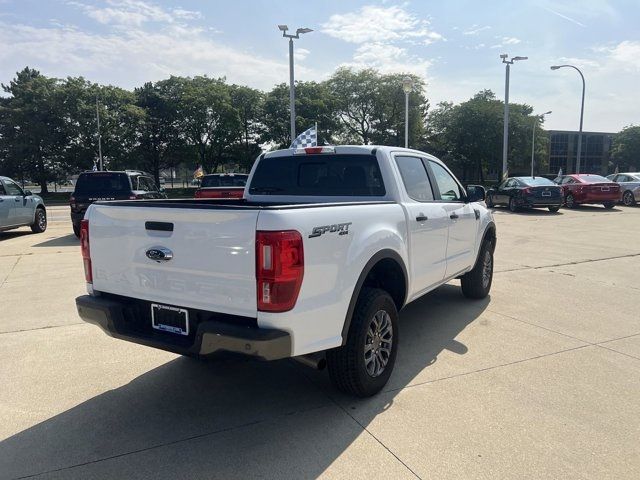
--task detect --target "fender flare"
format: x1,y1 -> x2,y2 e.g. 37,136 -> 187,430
340,249 -> 408,345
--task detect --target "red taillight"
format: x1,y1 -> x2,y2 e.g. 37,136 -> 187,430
80,219 -> 92,283
70,195 -> 77,209
256,230 -> 304,312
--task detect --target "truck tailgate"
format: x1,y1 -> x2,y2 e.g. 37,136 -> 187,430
88,204 -> 258,317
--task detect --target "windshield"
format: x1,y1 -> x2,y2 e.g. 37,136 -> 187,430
201,175 -> 248,187
249,154 -> 386,196
74,172 -> 131,195
580,175 -> 611,183
518,177 -> 555,186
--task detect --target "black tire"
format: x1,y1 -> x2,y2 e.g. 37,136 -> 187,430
548,206 -> 560,212
73,223 -> 81,238
30,208 -> 47,233
565,193 -> 577,209
461,239 -> 494,299
326,288 -> 398,397
603,202 -> 615,209
622,191 -> 636,206
486,194 -> 494,208
508,196 -> 518,212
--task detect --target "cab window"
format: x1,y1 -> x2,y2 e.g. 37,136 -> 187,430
4,179 -> 24,196
428,161 -> 463,202
395,156 -> 434,201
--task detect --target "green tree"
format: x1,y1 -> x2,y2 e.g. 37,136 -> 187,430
0,68 -> 69,192
229,85 -> 264,170
611,125 -> 640,171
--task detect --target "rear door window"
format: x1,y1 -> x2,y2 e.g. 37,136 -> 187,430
74,173 -> 131,195
249,154 -> 385,196
395,156 -> 434,201
428,161 -> 464,202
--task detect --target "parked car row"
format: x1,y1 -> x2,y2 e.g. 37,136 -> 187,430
487,173 -> 639,212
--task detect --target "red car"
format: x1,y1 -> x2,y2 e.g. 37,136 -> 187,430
194,173 -> 248,199
554,174 -> 620,209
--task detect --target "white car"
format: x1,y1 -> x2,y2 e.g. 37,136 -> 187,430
75,146 -> 496,397
607,172 -> 640,206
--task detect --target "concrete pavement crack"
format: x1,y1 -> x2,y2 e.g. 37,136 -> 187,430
494,252 -> 640,274
0,256 -> 21,288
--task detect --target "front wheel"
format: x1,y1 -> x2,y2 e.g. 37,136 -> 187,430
326,288 -> 398,397
508,197 -> 519,212
622,191 -> 636,206
461,240 -> 494,299
548,206 -> 560,212
30,208 -> 47,233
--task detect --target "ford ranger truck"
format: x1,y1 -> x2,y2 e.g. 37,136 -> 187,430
75,146 -> 496,397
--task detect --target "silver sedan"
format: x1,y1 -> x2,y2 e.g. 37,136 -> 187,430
607,173 -> 640,206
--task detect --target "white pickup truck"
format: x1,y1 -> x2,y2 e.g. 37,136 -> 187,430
76,146 -> 496,397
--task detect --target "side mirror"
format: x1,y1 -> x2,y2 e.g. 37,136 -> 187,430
23,190 -> 33,197
466,185 -> 486,203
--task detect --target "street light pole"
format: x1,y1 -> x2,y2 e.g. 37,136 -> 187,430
402,77 -> 414,148
531,111 -> 552,177
278,25 -> 312,144
550,64 -> 585,174
500,54 -> 527,180
96,96 -> 103,171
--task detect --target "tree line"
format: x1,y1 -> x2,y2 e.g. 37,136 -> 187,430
3,66 -> 635,193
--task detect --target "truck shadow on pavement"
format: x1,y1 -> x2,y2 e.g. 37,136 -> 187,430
1,284 -> 488,479
32,234 -> 78,248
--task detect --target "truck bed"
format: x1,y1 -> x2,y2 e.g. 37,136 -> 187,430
96,198 -> 396,210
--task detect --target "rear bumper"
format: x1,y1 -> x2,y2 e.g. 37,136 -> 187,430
519,197 -> 562,207
75,295 -> 291,361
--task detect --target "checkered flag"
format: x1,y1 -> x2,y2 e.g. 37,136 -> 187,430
290,125 -> 317,149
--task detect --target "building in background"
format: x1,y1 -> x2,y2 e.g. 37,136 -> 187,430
547,130 -> 615,175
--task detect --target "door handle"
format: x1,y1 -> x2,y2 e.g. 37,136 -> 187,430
449,213 -> 459,220
415,214 -> 428,222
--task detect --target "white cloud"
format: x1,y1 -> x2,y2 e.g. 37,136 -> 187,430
502,36 -> 521,45
605,40 -> 640,70
0,17 -> 299,91
321,5 -> 443,45
463,25 -> 491,35
341,43 -> 432,78
67,0 -> 201,26
294,48 -> 310,61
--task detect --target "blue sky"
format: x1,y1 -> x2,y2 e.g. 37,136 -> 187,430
0,0 -> 638,132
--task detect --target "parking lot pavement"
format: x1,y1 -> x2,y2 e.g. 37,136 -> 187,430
1,206 -> 639,479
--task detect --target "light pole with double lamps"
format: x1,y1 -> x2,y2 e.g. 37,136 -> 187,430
278,25 -> 313,143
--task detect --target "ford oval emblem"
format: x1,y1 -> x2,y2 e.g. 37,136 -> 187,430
146,247 -> 173,262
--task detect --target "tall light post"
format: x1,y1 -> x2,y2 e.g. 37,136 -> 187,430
551,64 -> 585,174
531,111 -> 552,177
278,24 -> 312,143
402,77 -> 414,148
96,96 -> 103,171
500,54 -> 528,180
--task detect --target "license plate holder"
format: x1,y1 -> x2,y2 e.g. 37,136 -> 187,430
151,303 -> 189,336
601,187 -> 610,191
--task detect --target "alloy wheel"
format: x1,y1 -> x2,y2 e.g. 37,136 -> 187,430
364,310 -> 393,378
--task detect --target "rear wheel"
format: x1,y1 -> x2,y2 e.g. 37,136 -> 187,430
603,202 -> 615,209
486,194 -> 494,208
548,205 -> 560,212
565,193 -> 576,209
508,197 -> 518,212
30,208 -> 47,233
622,191 -> 636,206
461,239 -> 493,299
326,288 -> 398,397
73,223 -> 81,238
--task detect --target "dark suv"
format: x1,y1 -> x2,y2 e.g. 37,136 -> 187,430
70,170 -> 166,237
